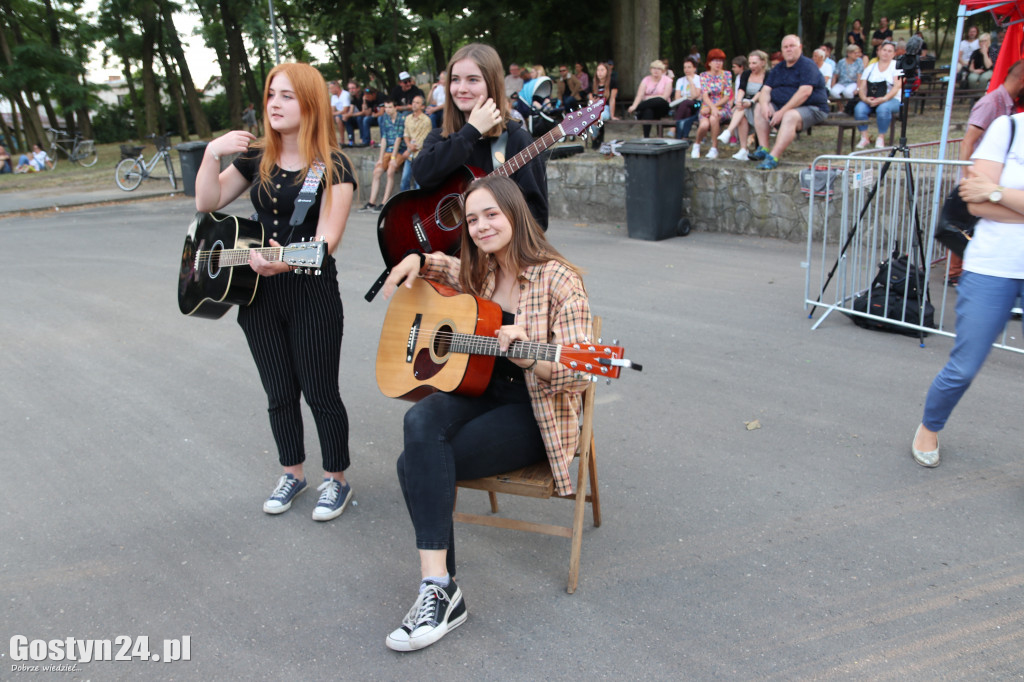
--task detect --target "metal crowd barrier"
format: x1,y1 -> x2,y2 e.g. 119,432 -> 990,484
803,139 -> 1023,354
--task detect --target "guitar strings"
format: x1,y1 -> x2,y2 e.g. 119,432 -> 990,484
421,329 -> 558,361
195,247 -> 283,265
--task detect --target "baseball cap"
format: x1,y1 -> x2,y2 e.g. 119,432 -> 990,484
399,71 -> 411,81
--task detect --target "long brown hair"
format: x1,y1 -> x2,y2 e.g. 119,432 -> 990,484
441,43 -> 510,139
458,176 -> 580,297
253,62 -> 344,206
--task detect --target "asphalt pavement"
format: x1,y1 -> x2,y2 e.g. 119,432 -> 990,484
2,190 -> 1023,680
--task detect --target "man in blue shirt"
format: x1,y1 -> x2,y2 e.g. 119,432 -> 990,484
750,35 -> 830,170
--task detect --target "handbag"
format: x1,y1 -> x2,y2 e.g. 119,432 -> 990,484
934,116 -> 1017,257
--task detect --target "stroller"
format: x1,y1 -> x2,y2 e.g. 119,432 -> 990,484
511,76 -> 562,137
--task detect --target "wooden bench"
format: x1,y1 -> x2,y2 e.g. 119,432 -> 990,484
453,317 -> 604,594
604,117 -> 678,138
813,111 -> 896,153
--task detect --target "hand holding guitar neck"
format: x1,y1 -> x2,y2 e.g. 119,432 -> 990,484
249,238 -> 291,276
467,96 -> 502,136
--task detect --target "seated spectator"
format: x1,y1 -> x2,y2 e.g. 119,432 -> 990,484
532,64 -> 547,79
15,143 -> 52,173
830,44 -> 865,99
847,19 -> 867,51
588,61 -> 618,148
627,59 -> 673,137
672,57 -> 702,139
0,144 -> 12,173
556,64 -> 583,110
399,95 -> 432,192
769,51 -> 783,69
360,100 -> 406,212
687,45 -> 701,64
574,62 -> 590,96
357,87 -> 383,146
751,34 -> 829,170
958,25 -> 980,82
328,80 -> 351,143
691,49 -> 733,159
718,50 -> 768,160
426,72 -> 446,128
730,55 -> 748,104
813,49 -> 834,84
821,43 -> 837,71
967,33 -> 995,89
390,72 -> 425,113
854,41 -> 903,149
342,80 -> 367,145
504,63 -> 524,98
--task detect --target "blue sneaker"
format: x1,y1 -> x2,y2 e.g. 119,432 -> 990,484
312,478 -> 353,521
749,146 -> 770,161
757,154 -> 779,170
263,474 -> 307,514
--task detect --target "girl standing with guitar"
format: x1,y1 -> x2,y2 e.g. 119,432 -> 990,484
194,63 -> 357,522
412,43 -> 549,231
378,176 -> 591,651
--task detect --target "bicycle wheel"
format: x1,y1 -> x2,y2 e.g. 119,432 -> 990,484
76,142 -> 98,167
115,158 -> 144,191
164,152 -> 177,190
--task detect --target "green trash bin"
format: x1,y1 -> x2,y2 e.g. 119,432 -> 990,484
618,138 -> 691,241
176,141 -> 209,197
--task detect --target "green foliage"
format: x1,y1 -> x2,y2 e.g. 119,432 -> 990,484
90,101 -> 137,143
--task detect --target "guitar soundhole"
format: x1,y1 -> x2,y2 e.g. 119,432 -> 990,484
431,323 -> 453,360
207,240 -> 224,279
435,195 -> 464,232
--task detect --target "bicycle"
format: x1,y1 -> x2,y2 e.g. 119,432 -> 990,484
46,127 -> 98,169
115,134 -> 177,191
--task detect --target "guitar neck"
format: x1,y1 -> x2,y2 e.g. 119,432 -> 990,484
491,125 -> 565,180
200,246 -> 283,267
447,332 -> 560,363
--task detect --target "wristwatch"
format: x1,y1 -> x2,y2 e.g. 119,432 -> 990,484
989,187 -> 1004,203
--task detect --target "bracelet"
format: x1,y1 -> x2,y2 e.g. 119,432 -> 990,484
403,249 -> 426,270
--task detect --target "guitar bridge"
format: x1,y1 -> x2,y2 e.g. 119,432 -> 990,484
406,314 -> 422,364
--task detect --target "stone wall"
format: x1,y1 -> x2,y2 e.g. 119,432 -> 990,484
347,147 -> 825,242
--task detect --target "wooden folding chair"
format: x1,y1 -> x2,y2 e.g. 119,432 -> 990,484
452,317 -> 603,594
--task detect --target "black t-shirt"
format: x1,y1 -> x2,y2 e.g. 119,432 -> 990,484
233,149 -> 357,245
389,84 -> 425,109
847,31 -> 865,50
871,29 -> 893,56
970,49 -> 992,72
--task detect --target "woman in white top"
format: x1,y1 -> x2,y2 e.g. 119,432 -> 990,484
854,41 -> 903,149
426,72 -> 447,128
672,58 -> 702,139
716,50 -> 768,160
911,113 -> 1024,468
958,25 -> 981,78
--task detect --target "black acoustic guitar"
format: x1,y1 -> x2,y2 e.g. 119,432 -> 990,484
178,212 -> 326,319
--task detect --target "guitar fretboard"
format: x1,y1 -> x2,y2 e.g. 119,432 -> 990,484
445,332 -> 559,362
196,247 -> 283,268
492,99 -> 604,179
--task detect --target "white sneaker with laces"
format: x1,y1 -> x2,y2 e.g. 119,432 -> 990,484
856,136 -> 870,149
717,130 -> 731,145
690,144 -> 700,159
875,135 -> 886,148
706,147 -> 719,159
732,148 -> 749,161
386,579 -> 467,651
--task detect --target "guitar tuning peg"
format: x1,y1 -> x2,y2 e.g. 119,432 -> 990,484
315,269 -> 321,276
612,338 -> 619,345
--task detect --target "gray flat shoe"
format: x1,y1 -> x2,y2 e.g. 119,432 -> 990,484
912,425 -> 940,467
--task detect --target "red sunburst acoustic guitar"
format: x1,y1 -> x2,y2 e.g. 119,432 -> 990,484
375,277 -> 640,401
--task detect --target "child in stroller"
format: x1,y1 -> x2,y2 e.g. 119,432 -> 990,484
510,75 -> 562,137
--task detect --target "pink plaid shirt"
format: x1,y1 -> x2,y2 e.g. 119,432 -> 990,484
423,252 -> 593,495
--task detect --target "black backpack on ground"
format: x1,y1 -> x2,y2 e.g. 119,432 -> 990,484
848,254 -> 935,335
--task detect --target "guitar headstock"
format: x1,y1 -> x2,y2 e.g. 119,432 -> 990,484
560,99 -> 605,137
282,238 -> 326,269
558,340 -> 634,380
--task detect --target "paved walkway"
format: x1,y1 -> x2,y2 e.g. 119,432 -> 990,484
2,191 -> 1023,680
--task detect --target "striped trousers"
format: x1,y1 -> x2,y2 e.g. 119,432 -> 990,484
237,256 -> 350,472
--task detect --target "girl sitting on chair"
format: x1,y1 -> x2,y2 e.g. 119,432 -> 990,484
379,175 -> 592,651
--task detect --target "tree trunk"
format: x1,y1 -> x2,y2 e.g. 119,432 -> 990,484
428,25 -> 445,77
612,0 -> 634,98
160,0 -> 212,137
217,0 -> 246,128
835,0 -> 850,49
139,1 -> 161,136
158,41 -> 190,141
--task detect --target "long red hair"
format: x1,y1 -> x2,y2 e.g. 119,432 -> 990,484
252,63 -> 344,206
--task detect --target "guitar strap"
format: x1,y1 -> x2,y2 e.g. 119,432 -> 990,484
490,131 -> 509,170
289,160 -> 327,228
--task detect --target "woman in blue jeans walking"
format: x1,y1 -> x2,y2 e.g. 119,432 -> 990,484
854,41 -> 903,149
912,113 -> 1024,467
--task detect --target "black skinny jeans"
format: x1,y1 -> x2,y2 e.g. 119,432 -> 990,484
396,375 -> 546,577
636,97 -> 670,137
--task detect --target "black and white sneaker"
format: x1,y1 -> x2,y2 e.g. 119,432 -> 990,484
358,202 -> 376,212
385,579 -> 467,651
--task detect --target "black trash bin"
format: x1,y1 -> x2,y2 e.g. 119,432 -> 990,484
618,138 -> 690,240
176,141 -> 209,197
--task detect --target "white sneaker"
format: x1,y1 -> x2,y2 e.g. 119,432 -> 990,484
732,148 -> 749,161
875,135 -> 886,148
717,130 -> 731,145
706,147 -> 719,159
690,144 -> 700,159
855,136 -> 870,149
